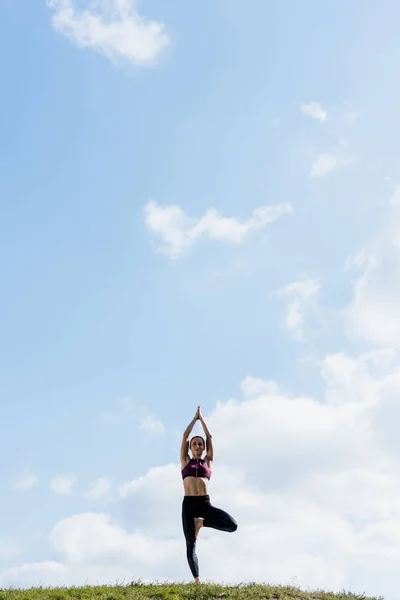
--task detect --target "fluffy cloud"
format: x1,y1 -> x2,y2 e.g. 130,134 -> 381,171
345,186 -> 400,348
49,513 -> 180,568
144,200 -> 293,258
46,0 -> 170,67
13,469 -> 39,492
101,398 -> 164,434
0,562 -> 70,589
50,474 -> 76,495
101,397 -> 135,425
139,412 -> 165,434
85,477 -> 111,500
278,277 -> 319,340
310,153 -> 343,177
301,102 -> 327,121
343,102 -> 360,125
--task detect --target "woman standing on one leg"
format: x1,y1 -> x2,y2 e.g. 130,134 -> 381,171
181,405 -> 237,582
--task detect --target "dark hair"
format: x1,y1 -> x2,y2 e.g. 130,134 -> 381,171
190,435 -> 205,448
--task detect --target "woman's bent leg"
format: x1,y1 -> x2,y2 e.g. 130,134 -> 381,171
203,501 -> 238,533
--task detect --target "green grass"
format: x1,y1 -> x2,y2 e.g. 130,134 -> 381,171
0,582 -> 384,600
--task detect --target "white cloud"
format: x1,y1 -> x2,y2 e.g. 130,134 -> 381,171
101,398 -> 164,435
101,397 -> 135,425
139,412 -> 165,434
209,374 -> 383,485
310,153 -> 343,177
0,562 -> 70,589
144,201 -> 293,258
50,474 -> 76,495
343,102 -> 360,125
49,513 -> 179,567
46,0 -> 170,67
13,470 -> 39,492
116,463 -> 180,536
85,477 -> 111,500
301,102 -> 327,121
278,277 -> 319,340
345,186 -> 400,348
284,300 -> 303,335
282,278 -> 319,297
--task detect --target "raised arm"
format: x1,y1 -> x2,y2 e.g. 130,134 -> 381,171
198,407 -> 213,463
180,407 -> 200,467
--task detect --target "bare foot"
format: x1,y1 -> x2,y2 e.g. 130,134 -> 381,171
194,517 -> 204,540
194,577 -> 200,583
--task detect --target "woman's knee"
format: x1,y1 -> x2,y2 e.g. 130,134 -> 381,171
230,519 -> 238,533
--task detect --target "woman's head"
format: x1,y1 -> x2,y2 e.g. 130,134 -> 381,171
190,435 -> 205,458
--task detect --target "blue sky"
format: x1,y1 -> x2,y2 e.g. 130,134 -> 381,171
1,0 -> 400,596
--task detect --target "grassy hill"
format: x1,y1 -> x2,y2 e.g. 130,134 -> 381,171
0,582 -> 384,600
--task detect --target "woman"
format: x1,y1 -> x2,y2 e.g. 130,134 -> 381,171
181,405 -> 237,582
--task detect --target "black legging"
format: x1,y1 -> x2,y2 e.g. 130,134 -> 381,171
182,494 -> 237,578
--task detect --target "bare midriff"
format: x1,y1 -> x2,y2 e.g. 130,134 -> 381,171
183,476 -> 209,496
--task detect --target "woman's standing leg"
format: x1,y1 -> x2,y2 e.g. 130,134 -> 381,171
182,500 -> 200,580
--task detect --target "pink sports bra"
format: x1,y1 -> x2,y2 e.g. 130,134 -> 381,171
181,458 -> 212,480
